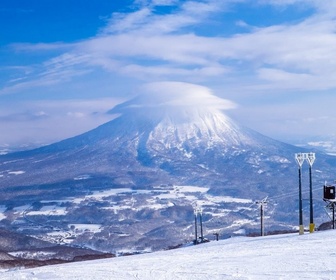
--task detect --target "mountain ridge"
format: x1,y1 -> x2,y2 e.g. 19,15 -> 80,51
0,87 -> 335,252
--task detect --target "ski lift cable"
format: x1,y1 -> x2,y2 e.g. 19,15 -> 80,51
240,201 -> 261,214
267,185 -> 323,201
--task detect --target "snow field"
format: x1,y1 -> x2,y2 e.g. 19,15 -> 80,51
2,230 -> 336,279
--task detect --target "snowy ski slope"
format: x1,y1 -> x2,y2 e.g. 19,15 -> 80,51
2,230 -> 336,279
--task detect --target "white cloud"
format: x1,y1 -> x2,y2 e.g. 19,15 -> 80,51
10,42 -> 73,52
69,2 -> 336,91
105,8 -> 152,34
6,0 -> 336,94
103,1 -> 223,36
111,81 -> 237,112
134,0 -> 179,6
259,0 -> 336,11
150,0 -> 178,5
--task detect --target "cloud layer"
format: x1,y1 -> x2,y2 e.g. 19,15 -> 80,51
109,82 -> 236,116
4,0 -> 336,95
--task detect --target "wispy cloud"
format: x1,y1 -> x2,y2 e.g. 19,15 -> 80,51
2,0 -> 336,96
0,111 -> 49,122
117,81 -> 237,110
10,42 -> 74,52
0,98 -> 122,145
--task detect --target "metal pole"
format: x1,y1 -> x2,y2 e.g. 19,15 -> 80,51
261,202 -> 264,236
298,166 -> 304,235
199,210 -> 204,242
306,152 -> 315,233
309,164 -> 314,233
256,198 -> 267,236
194,210 -> 198,244
295,153 -> 305,235
333,203 -> 335,230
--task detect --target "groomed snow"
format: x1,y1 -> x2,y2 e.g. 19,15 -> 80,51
2,230 -> 336,279
7,170 -> 25,175
25,206 -> 67,216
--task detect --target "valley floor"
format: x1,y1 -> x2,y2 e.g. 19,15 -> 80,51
1,230 -> 336,279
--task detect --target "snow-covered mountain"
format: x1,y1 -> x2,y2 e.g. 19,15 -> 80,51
0,86 -> 308,192
0,82 -> 335,253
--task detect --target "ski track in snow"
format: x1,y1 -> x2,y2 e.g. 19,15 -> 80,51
2,230 -> 336,279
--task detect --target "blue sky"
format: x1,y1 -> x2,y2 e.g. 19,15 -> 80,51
1,0 -> 336,147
